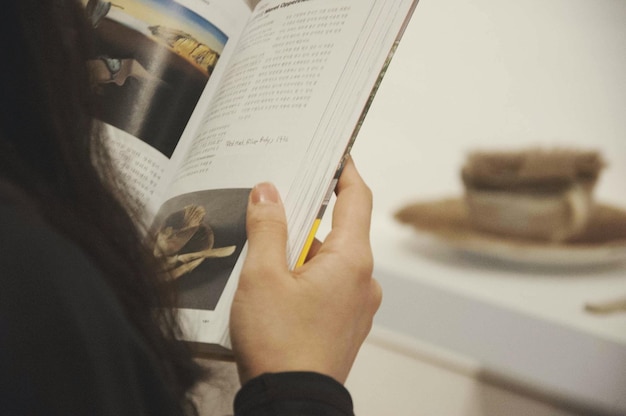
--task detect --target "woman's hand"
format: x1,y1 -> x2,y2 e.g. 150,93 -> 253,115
230,158 -> 381,385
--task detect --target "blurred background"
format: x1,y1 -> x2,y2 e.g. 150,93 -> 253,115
337,0 -> 626,415
354,0 -> 626,214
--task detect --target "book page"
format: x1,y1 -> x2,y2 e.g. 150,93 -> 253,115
167,1 -> 369,191
81,0 -> 252,213
154,0 -> 418,345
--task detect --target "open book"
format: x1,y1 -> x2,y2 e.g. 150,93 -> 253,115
84,0 -> 419,355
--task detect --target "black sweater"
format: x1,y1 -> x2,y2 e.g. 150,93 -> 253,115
0,202 -> 353,415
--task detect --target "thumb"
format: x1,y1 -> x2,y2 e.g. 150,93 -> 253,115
243,183 -> 290,276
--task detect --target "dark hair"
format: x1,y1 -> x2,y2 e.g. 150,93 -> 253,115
0,1 -> 204,413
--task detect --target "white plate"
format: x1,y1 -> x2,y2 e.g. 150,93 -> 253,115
395,198 -> 626,269
429,231 -> 626,268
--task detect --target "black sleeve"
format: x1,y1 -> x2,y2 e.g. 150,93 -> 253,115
234,372 -> 355,416
0,203 -> 181,416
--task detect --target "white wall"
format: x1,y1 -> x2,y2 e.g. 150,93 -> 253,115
351,0 -> 626,217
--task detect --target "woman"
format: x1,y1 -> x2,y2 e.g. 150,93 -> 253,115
0,1 -> 381,415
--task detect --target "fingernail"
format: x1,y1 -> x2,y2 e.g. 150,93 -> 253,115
250,182 -> 280,204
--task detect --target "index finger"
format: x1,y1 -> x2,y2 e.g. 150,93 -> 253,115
331,157 -> 373,240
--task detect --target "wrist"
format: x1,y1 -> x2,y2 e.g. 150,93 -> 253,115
235,372 -> 354,416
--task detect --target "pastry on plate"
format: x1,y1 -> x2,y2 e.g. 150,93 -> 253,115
461,148 -> 604,242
